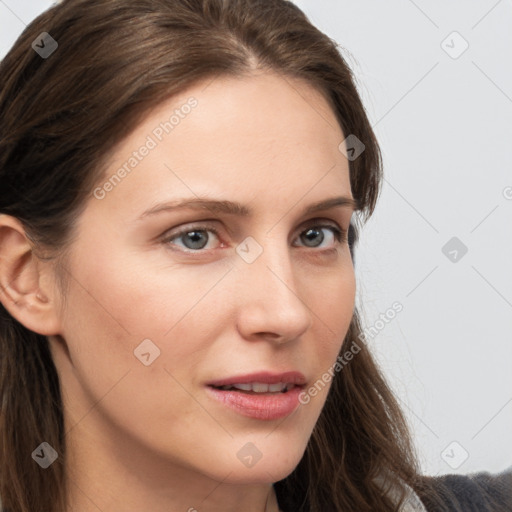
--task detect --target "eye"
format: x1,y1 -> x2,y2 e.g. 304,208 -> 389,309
293,223 -> 347,249
161,220 -> 348,253
162,223 -> 222,252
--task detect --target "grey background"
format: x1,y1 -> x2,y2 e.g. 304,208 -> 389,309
1,0 -> 511,477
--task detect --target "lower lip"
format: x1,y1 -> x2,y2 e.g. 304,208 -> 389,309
205,385 -> 303,420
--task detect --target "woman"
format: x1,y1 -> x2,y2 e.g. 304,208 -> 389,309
0,1 -> 509,511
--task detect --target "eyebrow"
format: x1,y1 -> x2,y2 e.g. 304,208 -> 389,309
138,195 -> 359,220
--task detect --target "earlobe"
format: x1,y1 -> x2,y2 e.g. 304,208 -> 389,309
0,214 -> 61,335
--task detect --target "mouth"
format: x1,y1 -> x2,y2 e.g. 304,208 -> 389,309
205,371 -> 306,420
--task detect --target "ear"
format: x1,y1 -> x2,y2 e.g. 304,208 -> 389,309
0,214 -> 61,335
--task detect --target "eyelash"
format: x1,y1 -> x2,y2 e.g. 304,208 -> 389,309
161,220 -> 348,254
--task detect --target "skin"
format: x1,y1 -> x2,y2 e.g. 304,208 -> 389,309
0,70 -> 356,512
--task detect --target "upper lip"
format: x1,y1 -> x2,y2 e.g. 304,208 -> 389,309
207,371 -> 306,387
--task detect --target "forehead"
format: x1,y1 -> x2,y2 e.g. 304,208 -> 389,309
89,71 -> 352,220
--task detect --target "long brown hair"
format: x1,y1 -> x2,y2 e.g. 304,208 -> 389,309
0,1 -> 426,510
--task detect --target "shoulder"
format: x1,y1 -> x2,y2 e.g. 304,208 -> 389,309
418,466 -> 512,512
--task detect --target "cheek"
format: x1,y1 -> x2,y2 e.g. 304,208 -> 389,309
57,258 -> 218,455
57,246 -> 231,402
302,267 -> 355,402
331,270 -> 356,361
313,259 -> 355,335
62,239 -> 225,344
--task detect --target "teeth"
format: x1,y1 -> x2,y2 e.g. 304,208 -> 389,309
232,383 -> 252,391
217,382 -> 291,393
252,382 -> 269,393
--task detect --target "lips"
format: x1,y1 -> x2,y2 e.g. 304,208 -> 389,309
205,371 -> 306,420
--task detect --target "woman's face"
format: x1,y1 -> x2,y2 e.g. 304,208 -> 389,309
50,71 -> 356,490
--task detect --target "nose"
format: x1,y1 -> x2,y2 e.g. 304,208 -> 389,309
234,237 -> 314,344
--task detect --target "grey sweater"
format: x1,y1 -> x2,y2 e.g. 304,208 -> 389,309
418,467 -> 512,511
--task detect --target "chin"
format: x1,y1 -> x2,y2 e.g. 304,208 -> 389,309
219,461 -> 300,485
203,440 -> 306,484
